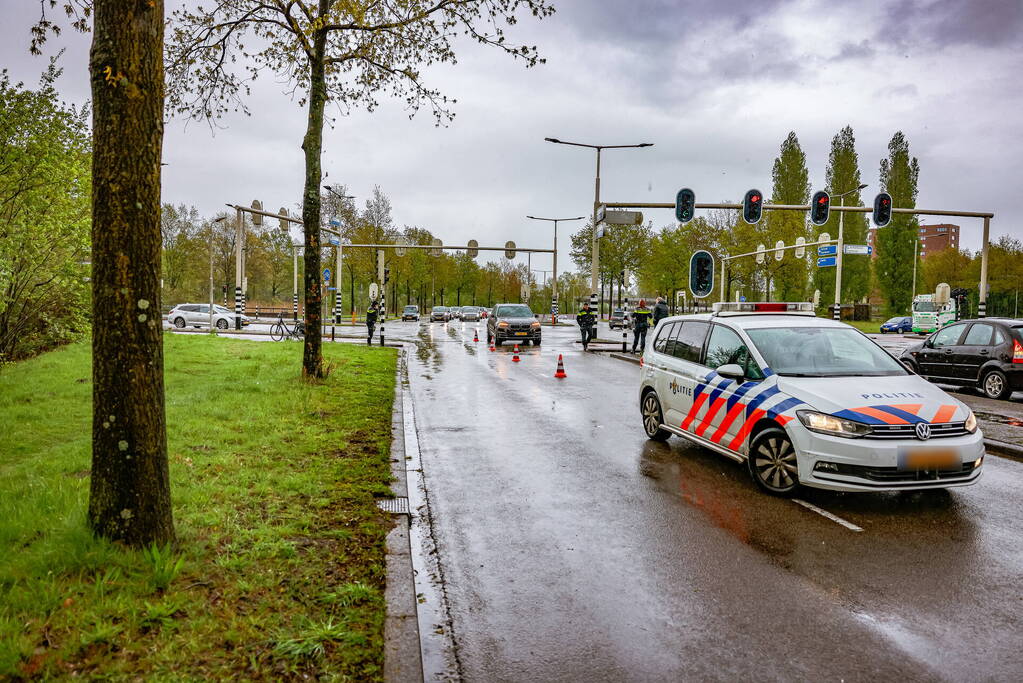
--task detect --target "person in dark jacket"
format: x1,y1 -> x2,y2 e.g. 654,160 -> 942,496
366,300 -> 379,344
652,296 -> 669,327
577,302 -> 597,350
631,299 -> 653,353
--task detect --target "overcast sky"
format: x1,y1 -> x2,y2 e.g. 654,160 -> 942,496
4,0 -> 1022,276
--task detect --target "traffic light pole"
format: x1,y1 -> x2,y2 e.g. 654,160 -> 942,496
604,201 -> 995,317
834,196 -> 846,321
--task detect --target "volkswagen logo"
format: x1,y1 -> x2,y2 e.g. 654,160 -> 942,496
915,423 -> 931,441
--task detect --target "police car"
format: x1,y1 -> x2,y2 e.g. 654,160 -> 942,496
639,302 -> 984,495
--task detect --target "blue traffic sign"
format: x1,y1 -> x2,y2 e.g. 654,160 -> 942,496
817,245 -> 837,257
329,218 -> 341,227
322,268 -> 331,282
327,236 -> 340,246
817,256 -> 837,267
739,296 -> 746,302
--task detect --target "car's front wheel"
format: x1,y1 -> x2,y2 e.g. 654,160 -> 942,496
641,391 -> 671,441
173,317 -> 185,328
902,359 -> 917,373
748,428 -> 800,496
982,369 -> 1011,400
216,318 -> 228,330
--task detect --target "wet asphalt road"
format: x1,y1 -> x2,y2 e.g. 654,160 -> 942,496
402,319 -> 1023,682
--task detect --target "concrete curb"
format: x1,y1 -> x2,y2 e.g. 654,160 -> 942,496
384,354 -> 424,683
985,438 -> 1023,461
609,352 -> 642,366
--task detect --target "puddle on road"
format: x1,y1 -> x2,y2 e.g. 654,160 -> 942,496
416,326 -> 443,376
973,411 -> 1023,428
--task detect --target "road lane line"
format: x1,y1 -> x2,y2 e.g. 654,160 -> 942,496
792,498 -> 863,532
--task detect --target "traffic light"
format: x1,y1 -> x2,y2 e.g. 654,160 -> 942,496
384,267 -> 390,284
742,189 -> 763,224
810,190 -> 830,226
873,192 -> 892,227
675,187 -> 696,224
689,250 -> 715,299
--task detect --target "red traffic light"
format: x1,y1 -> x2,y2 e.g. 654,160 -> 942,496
817,196 -> 828,205
751,194 -> 761,203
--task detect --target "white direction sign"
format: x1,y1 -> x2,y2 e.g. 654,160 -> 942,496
603,210 -> 644,225
794,236 -> 806,258
596,204 -> 607,223
755,243 -> 766,264
843,244 -> 872,255
774,240 -> 785,261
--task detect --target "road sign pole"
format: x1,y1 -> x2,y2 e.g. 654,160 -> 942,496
834,196 -> 845,321
292,245 -> 299,321
552,219 -> 559,324
979,216 -> 990,318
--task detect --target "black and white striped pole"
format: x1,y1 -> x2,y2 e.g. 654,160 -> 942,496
234,206 -> 244,330
292,245 -> 299,321
978,216 -> 990,318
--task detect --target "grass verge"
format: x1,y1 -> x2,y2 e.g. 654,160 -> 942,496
0,334 -> 398,680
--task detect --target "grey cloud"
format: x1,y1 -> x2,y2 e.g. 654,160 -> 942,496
875,83 -> 918,98
882,0 -> 1023,47
830,40 -> 876,62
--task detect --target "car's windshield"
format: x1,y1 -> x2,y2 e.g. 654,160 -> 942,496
404,306 -> 417,312
496,305 -> 533,318
214,305 -> 231,314
745,326 -> 907,377
613,310 -> 624,316
885,317 -> 903,324
434,306 -> 448,311
913,301 -> 936,312
463,307 -> 478,312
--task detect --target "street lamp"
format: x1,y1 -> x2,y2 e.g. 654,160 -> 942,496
209,216 -> 227,331
831,183 -> 868,320
545,137 -> 653,317
526,214 -> 584,323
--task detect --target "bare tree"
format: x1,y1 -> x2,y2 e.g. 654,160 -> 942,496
165,0 -> 554,377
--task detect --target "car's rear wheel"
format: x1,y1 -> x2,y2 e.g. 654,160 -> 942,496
216,318 -> 228,330
173,317 -> 185,328
641,391 -> 671,441
982,369 -> 1011,400
533,338 -> 541,346
748,428 -> 800,496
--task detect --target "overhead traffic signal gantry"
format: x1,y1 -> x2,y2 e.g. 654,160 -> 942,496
742,189 -> 763,224
810,190 -> 831,226
689,250 -> 715,298
873,192 -> 893,227
675,188 -> 696,224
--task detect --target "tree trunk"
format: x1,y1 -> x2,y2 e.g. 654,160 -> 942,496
88,0 -> 174,546
300,10 -> 329,378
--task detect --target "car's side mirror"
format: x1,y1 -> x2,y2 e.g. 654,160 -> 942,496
717,364 -> 745,380
923,339 -> 933,349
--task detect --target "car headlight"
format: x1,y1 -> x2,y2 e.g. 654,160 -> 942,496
796,410 -> 871,438
498,321 -> 509,328
530,321 -> 541,329
964,410 -> 978,433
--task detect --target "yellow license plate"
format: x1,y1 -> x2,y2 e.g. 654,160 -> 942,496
515,331 -> 528,336
900,449 -> 959,470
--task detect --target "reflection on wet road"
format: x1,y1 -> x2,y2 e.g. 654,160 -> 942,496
406,320 -> 1023,681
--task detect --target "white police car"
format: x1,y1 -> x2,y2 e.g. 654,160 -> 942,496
639,302 -> 984,495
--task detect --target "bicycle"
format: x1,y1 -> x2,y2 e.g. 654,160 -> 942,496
269,314 -> 305,341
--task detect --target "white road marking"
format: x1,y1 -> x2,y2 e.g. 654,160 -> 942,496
792,498 -> 864,532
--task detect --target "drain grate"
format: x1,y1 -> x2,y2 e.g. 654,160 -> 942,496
376,497 -> 411,515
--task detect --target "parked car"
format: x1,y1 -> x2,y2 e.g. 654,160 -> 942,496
899,318 -> 1023,400
880,316 -> 912,334
168,303 -> 250,330
430,306 -> 451,322
401,305 -> 420,321
609,309 -> 631,330
461,306 -> 481,322
487,303 -> 541,346
639,301 -> 983,495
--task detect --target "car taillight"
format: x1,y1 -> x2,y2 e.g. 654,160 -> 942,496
1014,339 -> 1023,364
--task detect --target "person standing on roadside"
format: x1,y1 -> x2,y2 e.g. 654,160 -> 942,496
631,299 -> 652,353
652,296 -> 669,328
366,300 -> 379,345
577,301 -> 597,350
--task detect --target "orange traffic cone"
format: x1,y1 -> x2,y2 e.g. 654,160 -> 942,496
489,340 -> 496,352
473,329 -> 479,342
554,354 -> 567,378
512,344 -> 521,362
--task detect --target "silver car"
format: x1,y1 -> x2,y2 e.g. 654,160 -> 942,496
168,303 -> 250,330
461,306 -> 481,322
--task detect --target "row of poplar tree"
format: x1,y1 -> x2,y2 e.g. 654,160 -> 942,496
568,128 -> 1016,317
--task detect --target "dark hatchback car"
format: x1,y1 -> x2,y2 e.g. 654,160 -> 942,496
900,318 -> 1023,399
487,303 -> 541,346
880,316 -> 912,334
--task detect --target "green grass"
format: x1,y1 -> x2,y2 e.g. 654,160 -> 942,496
0,334 -> 397,680
842,319 -> 884,334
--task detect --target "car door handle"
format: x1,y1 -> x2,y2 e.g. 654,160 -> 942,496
979,350 -> 989,355
943,349 -> 953,354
